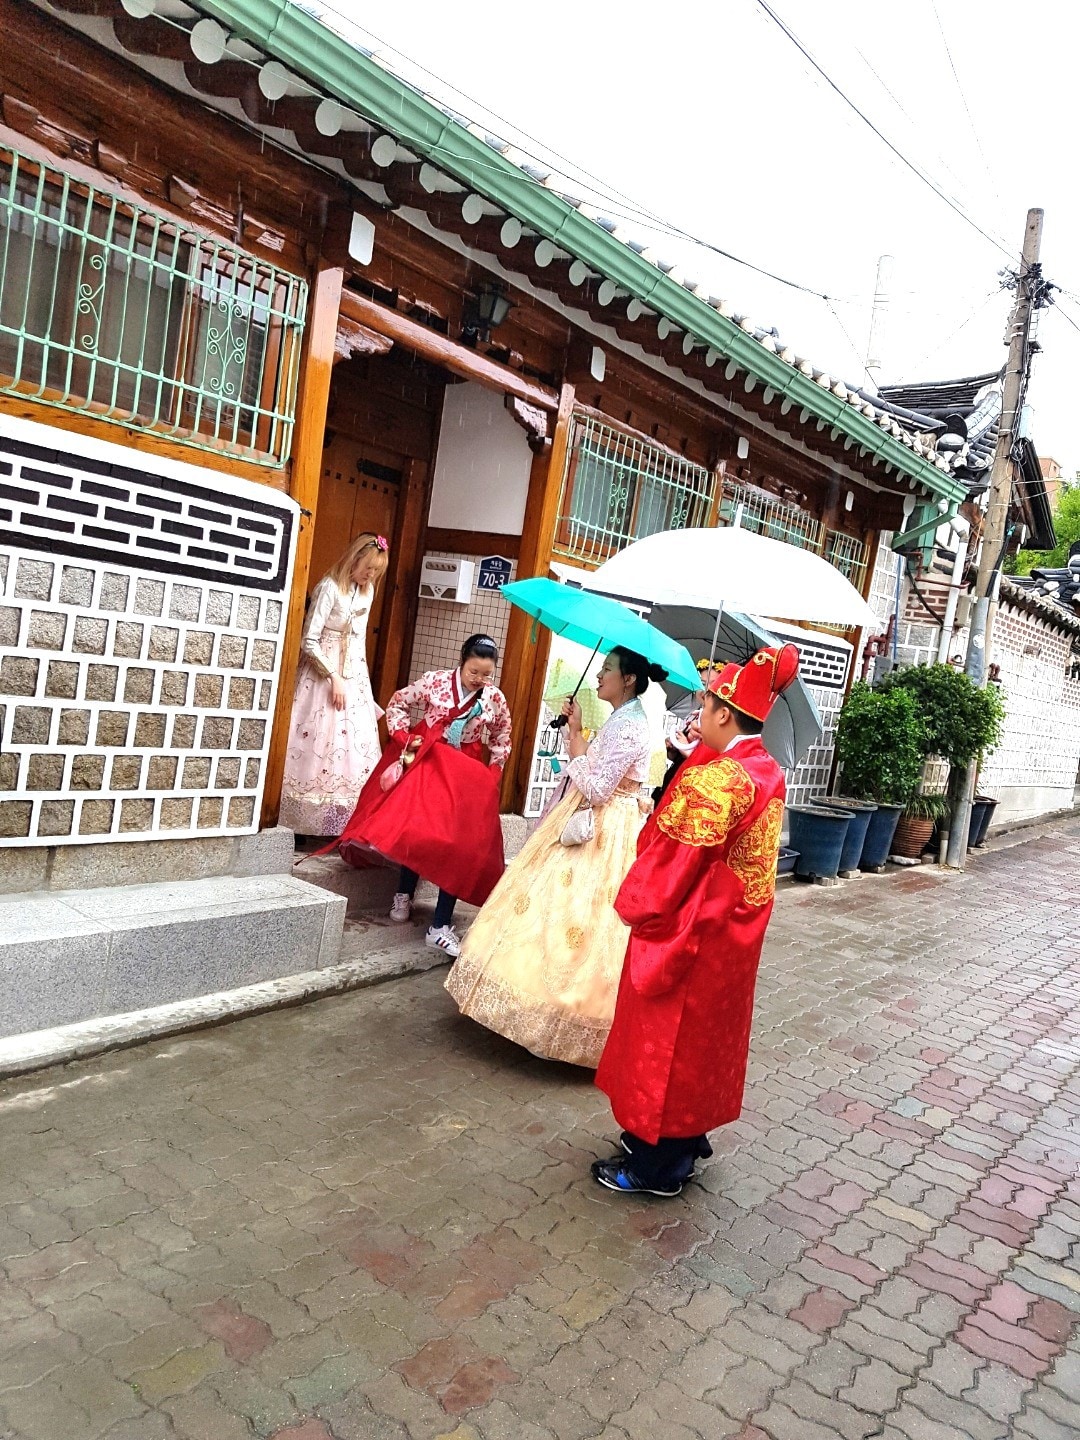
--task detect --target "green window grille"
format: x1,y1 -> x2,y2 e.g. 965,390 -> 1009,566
555,413 -> 716,567
720,478 -> 867,596
824,528 -> 868,591
718,477 -> 822,550
0,144 -> 307,465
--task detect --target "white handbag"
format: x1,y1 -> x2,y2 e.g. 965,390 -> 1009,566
559,804 -> 595,847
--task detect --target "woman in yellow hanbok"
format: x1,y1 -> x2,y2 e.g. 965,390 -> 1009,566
445,646 -> 661,1067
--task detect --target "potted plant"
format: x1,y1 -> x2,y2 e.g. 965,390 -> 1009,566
877,665 -> 1005,852
892,792 -> 951,860
834,683 -> 926,869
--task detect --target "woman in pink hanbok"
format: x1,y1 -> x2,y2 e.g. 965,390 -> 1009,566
278,533 -> 388,837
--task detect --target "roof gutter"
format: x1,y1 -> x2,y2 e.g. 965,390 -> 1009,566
195,0 -> 966,506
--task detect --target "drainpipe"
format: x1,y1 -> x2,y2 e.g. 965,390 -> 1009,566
935,515 -> 972,664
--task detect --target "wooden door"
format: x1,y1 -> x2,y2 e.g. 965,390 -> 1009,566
308,431 -> 403,669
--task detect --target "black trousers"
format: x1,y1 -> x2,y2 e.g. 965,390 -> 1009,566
398,867 -> 457,929
621,1131 -> 713,1187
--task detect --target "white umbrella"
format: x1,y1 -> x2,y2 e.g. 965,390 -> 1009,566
581,527 -> 878,629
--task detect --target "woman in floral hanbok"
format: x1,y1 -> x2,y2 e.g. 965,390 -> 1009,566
279,533 -> 388,837
336,635 -> 513,958
445,646 -> 662,1067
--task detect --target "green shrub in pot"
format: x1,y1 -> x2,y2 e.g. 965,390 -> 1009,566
835,682 -> 926,805
876,664 -> 1005,771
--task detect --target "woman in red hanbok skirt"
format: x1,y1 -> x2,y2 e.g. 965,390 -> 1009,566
334,635 -> 512,958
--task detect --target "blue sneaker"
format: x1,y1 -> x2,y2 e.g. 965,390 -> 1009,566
591,1158 -> 682,1198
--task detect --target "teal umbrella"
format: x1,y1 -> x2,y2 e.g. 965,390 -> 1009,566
500,577 -> 700,692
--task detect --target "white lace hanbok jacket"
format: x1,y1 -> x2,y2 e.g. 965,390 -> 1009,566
564,697 -> 651,806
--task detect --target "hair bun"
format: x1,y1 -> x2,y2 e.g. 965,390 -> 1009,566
647,662 -> 669,683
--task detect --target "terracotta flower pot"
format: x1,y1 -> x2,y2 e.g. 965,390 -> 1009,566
891,814 -> 935,860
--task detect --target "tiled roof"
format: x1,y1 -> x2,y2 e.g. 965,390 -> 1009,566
32,0 -> 970,500
879,372 -> 1003,481
1002,562 -> 1080,634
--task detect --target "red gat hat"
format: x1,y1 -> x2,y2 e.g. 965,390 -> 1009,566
707,643 -> 801,721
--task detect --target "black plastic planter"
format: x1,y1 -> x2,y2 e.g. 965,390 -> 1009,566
859,803 -> 903,870
787,807 -> 852,881
814,799 -> 877,876
971,796 -> 998,848
967,798 -> 990,850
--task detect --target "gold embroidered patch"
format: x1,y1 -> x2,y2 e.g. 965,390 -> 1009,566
657,759 -> 755,848
728,797 -> 784,906
566,925 -> 585,948
514,895 -> 531,915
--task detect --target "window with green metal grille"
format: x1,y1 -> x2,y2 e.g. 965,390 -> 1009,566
718,477 -> 822,550
555,413 -> 716,567
720,478 -> 867,594
0,145 -> 307,465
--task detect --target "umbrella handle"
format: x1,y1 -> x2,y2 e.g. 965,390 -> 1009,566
550,639 -> 602,730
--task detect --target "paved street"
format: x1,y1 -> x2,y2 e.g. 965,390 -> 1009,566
1,822 -> 1079,1440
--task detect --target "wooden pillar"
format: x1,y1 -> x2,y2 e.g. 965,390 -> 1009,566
500,382 -> 576,813
376,454 -> 435,696
261,260 -> 344,826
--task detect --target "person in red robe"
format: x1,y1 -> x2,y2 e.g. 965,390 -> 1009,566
593,643 -> 800,1196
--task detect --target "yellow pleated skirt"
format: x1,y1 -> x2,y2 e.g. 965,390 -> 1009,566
445,787 -> 645,1067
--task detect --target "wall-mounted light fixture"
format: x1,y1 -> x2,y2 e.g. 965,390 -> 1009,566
462,282 -> 512,345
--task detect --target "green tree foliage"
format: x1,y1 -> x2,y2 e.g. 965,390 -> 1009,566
1009,482 -> 1080,575
835,682 -> 926,805
877,663 -> 1005,770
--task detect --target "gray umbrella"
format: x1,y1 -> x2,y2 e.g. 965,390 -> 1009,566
650,604 -> 824,770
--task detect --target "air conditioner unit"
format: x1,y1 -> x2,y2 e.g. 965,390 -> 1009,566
419,555 -> 475,603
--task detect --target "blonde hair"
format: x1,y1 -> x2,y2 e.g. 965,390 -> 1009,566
326,532 -> 389,594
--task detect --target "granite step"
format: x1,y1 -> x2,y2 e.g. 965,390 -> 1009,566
0,872 -> 345,1041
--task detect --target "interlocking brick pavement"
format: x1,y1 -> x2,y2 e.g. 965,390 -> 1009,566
0,819 -> 1078,1439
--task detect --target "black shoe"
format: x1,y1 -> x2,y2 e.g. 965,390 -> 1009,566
591,1158 -> 683,1198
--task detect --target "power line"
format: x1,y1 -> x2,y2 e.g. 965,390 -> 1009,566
753,0 -> 1016,260
848,39 -> 981,221
824,298 -> 878,390
1050,300 -> 1080,337
906,287 -> 1003,372
303,0 -> 877,304
926,0 -> 1003,214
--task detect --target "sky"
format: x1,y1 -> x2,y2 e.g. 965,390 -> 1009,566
312,0 -> 1080,476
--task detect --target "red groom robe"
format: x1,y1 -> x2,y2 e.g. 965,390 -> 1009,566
595,736 -> 786,1143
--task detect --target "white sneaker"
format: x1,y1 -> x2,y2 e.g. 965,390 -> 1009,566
389,892 -> 412,923
425,925 -> 461,958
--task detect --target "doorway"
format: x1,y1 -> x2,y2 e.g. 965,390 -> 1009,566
307,432 -> 402,673
306,346 -> 446,695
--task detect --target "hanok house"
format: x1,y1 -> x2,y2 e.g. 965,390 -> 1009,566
0,0 -> 972,1046
871,370 -> 1078,830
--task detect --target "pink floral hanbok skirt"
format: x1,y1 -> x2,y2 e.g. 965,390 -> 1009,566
278,635 -> 383,836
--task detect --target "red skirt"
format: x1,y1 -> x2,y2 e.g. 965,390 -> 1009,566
335,730 -> 505,907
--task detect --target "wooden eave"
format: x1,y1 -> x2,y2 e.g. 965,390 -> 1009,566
22,0 -> 966,517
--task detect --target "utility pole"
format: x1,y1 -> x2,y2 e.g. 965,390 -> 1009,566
945,208 -> 1044,870
865,253 -> 893,390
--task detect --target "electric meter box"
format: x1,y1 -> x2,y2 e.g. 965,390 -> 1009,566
419,555 -> 476,603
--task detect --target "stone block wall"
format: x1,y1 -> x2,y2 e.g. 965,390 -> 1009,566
977,601 -> 1080,824
0,414 -> 298,847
